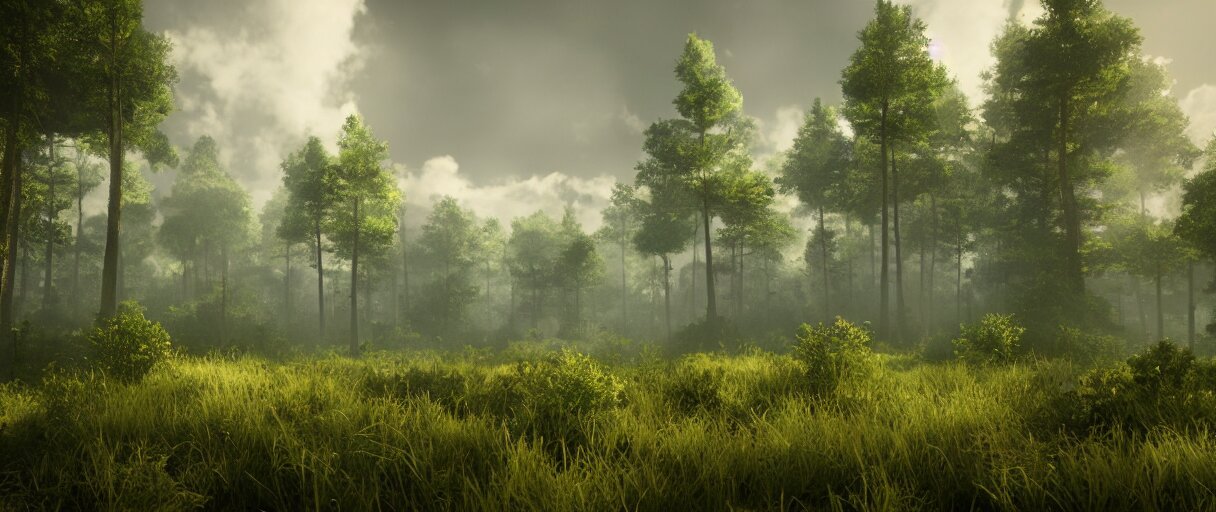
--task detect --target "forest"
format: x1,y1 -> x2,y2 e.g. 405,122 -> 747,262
3,0 -> 1216,509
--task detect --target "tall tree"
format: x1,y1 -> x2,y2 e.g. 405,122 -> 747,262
417,196 -> 482,336
841,0 -> 948,341
280,136 -> 334,344
779,98 -> 850,319
329,115 -> 400,356
596,183 -> 640,331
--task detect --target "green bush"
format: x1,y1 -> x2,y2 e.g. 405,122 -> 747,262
1069,340 -> 1216,431
953,314 -> 1024,365
497,349 -> 624,444
792,317 -> 875,395
1054,325 -> 1122,365
88,302 -> 174,383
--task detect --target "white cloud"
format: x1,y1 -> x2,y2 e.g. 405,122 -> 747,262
165,0 -> 367,206
1181,84 -> 1216,145
896,0 -> 1042,106
399,156 -> 618,232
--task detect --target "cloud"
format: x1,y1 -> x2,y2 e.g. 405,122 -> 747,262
164,0 -> 367,206
1181,84 -> 1216,145
399,156 -> 618,233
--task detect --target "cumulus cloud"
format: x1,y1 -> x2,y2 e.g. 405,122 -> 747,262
399,156 -> 618,233
896,0 -> 1044,106
164,0 -> 367,206
1181,84 -> 1216,145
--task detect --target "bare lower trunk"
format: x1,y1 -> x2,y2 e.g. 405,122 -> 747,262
892,144 -> 905,344
315,221 -> 325,345
349,197 -> 361,356
702,201 -> 716,321
662,253 -> 671,340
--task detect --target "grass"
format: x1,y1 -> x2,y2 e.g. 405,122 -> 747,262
2,344 -> 1216,510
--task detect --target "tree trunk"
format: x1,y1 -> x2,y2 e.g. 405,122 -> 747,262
99,21 -> 124,319
702,200 -> 716,321
928,194 -> 938,334
42,136 -> 56,313
73,160 -> 84,319
956,230 -> 963,324
620,220 -> 627,330
284,242 -> 291,332
349,197 -> 361,356
1155,263 -> 1163,341
891,143 -> 905,344
1188,259 -> 1196,349
662,253 -> 672,340
690,221 -> 698,320
220,244 -> 228,346
315,220 -> 325,345
1133,275 -> 1148,341
1,148 -> 24,334
819,204 -> 830,320
879,102 -> 890,341
1057,95 -> 1084,298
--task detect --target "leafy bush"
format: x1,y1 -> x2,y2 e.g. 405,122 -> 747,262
1069,340 -> 1216,431
669,317 -> 740,355
496,349 -> 624,444
952,314 -> 1024,365
792,317 -> 875,395
88,302 -> 174,383
1053,325 -> 1122,365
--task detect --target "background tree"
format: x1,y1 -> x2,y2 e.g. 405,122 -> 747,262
328,115 -> 399,356
841,0 -> 948,341
280,137 -> 334,343
417,196 -> 483,336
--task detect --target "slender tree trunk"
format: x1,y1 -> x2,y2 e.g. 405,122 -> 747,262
99,20 -> 124,319
73,164 -> 84,319
879,102 -> 890,340
702,200 -> 716,321
349,197 -> 361,356
691,221 -> 699,319
315,220 -> 325,345
1133,275 -> 1148,341
284,242 -> 291,332
620,223 -> 627,330
18,244 -> 29,318
928,194 -> 938,333
662,253 -> 671,340
1,149 -> 24,334
891,143 -> 905,344
42,137 -> 56,313
1188,259 -> 1196,349
819,205 -> 831,319
220,245 -> 228,346
1057,95 -> 1084,298
956,230 -> 963,324
1155,263 -> 1163,341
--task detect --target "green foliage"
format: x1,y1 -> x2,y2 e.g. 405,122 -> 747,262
952,314 -> 1025,365
88,302 -> 173,383
496,349 -> 624,445
1052,325 -> 1123,365
792,317 -> 875,395
1069,340 -> 1216,432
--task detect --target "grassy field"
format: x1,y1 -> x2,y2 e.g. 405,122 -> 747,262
2,337 -> 1216,511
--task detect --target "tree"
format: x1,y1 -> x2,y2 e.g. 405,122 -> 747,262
62,0 -> 179,319
556,214 -> 604,336
779,98 -> 850,319
329,115 -> 400,356
280,136 -> 334,344
417,196 -> 482,335
507,211 -> 564,332
159,136 -> 253,345
1022,0 -> 1141,299
596,183 -> 640,331
841,0 -> 948,341
648,33 -> 747,322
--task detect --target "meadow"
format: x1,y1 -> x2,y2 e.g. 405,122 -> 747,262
3,317 -> 1216,511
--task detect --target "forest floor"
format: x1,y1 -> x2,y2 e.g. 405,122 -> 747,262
2,341 -> 1215,510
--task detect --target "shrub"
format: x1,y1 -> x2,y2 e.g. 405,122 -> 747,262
88,302 -> 174,383
1053,325 -> 1122,365
952,314 -> 1024,365
1069,340 -> 1216,431
497,349 -> 624,444
792,317 -> 875,395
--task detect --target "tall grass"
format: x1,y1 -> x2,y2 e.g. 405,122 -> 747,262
2,347 -> 1215,510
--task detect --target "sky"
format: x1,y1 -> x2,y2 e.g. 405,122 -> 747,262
142,0 -> 1216,230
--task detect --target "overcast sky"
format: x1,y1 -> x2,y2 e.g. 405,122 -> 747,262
142,0 -> 1216,228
